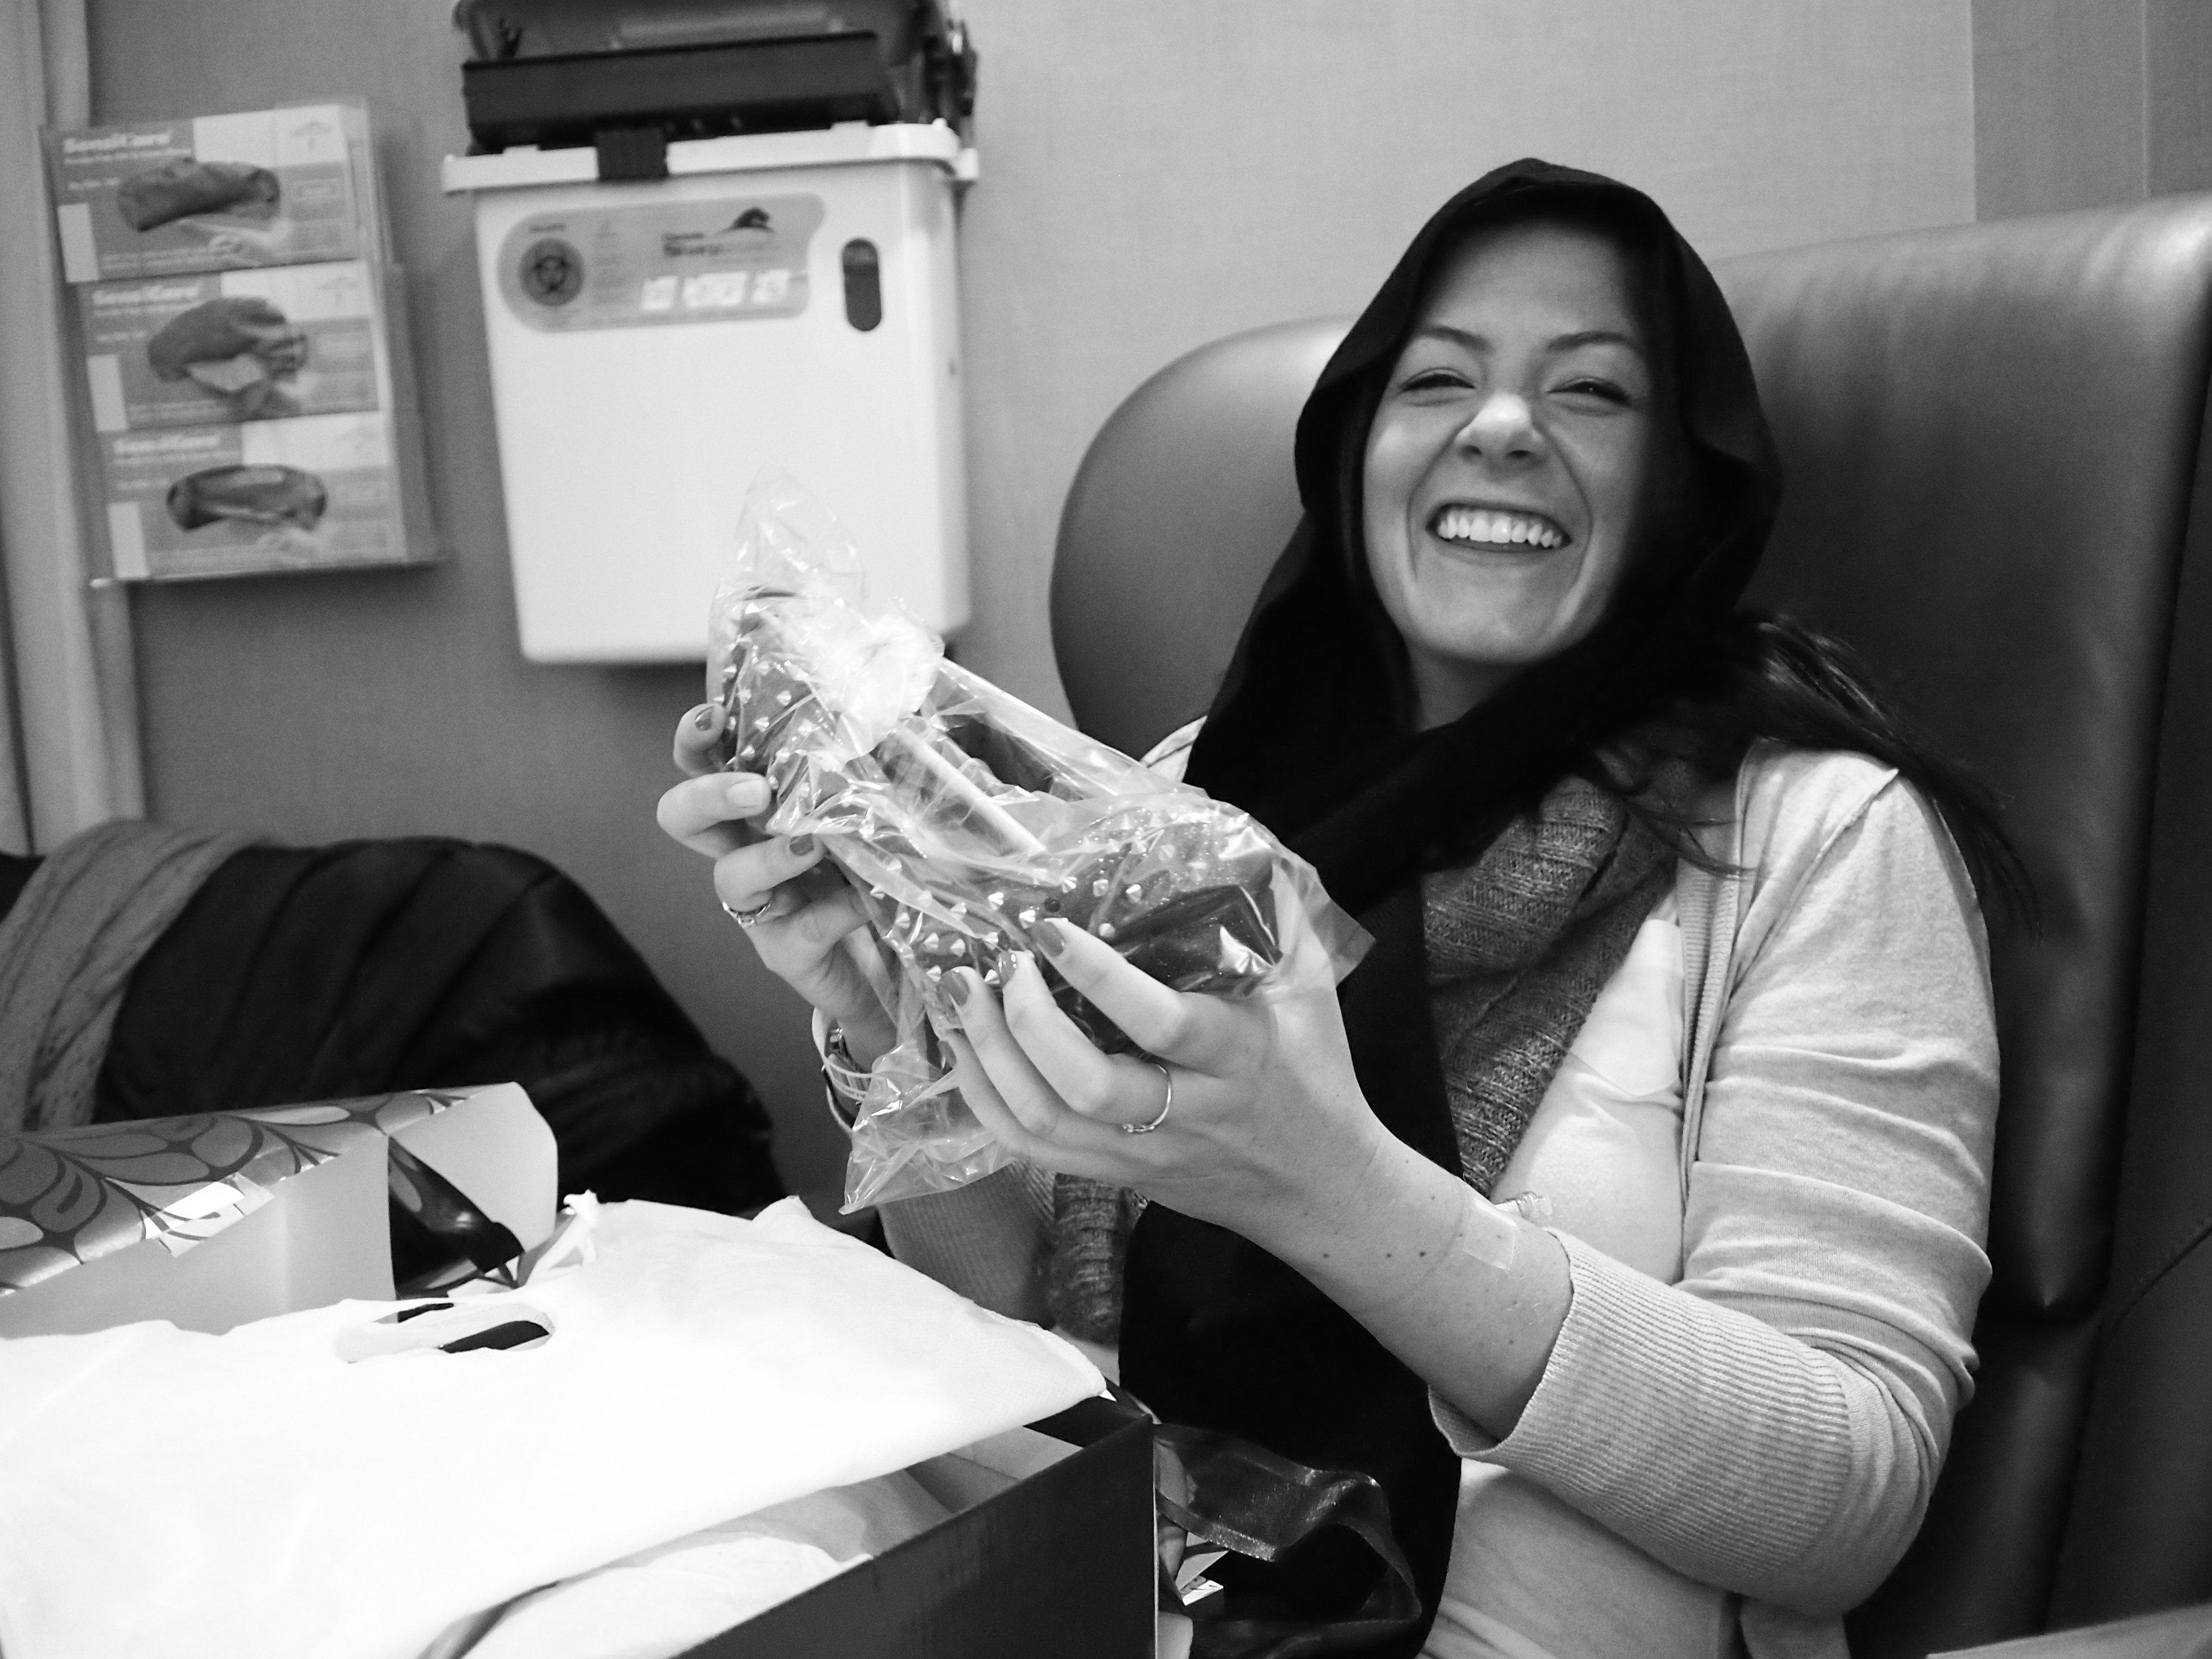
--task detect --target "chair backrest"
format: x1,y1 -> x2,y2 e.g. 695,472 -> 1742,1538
1050,195 -> 2212,1657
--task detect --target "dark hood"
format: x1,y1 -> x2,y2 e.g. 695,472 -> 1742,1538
1185,157 -> 1782,915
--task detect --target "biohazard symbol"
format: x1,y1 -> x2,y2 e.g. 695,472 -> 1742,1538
520,238 -> 585,306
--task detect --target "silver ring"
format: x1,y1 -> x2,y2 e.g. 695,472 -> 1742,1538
1123,1062 -> 1174,1135
721,896 -> 777,927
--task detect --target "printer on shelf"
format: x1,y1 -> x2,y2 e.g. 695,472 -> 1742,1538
453,0 -> 976,160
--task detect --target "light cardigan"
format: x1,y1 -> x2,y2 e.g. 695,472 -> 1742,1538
879,742 -> 1998,1659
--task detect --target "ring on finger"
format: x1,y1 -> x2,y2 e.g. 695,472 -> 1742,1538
1123,1061 -> 1174,1135
721,894 -> 779,927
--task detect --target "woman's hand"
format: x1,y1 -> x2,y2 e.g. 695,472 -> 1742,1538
656,702 -> 897,1062
940,872 -> 1392,1252
947,879 -> 1572,1435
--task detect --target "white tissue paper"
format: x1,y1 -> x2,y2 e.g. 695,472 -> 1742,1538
0,1197 -> 1103,1659
466,1470 -> 955,1659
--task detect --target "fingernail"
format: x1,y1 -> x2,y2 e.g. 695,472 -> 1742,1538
726,777 -> 768,813
789,833 -> 817,857
1035,919 -> 1067,957
692,703 -> 719,731
945,971 -> 970,1006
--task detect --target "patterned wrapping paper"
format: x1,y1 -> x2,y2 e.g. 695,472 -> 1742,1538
0,1091 -> 470,1299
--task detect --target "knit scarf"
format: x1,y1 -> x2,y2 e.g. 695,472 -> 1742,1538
1425,774 -> 1675,1196
1046,771 -> 1675,1340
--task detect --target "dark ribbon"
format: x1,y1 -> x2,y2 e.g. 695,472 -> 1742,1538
1122,884 -> 1462,1658
1158,1424 -> 1422,1659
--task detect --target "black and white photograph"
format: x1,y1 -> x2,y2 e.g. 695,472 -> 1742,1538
0,4 -> 2206,1657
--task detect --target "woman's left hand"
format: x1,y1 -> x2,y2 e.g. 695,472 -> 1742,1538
954,872 -> 1573,1436
942,875 -> 1392,1253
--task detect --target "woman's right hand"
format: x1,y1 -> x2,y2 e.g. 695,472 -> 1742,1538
657,702 -> 898,1063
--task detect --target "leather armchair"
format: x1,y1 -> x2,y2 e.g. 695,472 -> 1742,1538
1050,194 -> 2212,1657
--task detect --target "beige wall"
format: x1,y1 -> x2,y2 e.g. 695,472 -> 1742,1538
88,0 -> 1974,1197
1972,0 -> 2212,219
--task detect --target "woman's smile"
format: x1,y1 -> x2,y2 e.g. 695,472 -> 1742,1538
1427,503 -> 1572,552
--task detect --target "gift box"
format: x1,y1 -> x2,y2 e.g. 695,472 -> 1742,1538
97,404 -> 432,580
0,1083 -> 1154,1659
77,258 -> 384,430
0,1098 -> 1156,1658
0,1082 -> 555,1340
46,102 -> 377,284
0,1191 -> 1150,1659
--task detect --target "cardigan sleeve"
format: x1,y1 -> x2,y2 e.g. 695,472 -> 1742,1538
1431,755 -> 1998,1616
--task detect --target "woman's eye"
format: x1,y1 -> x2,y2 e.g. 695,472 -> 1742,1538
1400,368 -> 1472,394
1555,377 -> 1633,406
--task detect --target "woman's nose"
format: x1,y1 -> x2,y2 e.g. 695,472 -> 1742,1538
1456,392 -> 1540,461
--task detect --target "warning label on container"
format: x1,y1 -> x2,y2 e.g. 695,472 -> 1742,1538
496,193 -> 824,332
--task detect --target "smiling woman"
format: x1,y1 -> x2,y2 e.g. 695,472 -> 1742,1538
659,159 -> 2021,1659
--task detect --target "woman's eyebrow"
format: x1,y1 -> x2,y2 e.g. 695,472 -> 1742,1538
1411,323 -> 1489,351
1407,324 -> 1647,358
1547,328 -> 1647,358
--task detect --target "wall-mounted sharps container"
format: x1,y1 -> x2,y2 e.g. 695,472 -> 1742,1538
442,0 -> 977,662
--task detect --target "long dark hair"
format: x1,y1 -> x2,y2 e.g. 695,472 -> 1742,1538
1634,613 -> 2034,921
1187,158 -> 2030,923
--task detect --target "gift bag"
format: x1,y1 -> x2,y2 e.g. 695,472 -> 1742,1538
706,474 -> 1371,1208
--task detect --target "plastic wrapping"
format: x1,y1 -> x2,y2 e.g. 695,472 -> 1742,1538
708,474 -> 1370,1209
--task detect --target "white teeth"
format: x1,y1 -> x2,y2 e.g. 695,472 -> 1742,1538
1433,506 -> 1564,549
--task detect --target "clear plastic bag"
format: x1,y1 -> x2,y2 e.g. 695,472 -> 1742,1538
707,473 -> 1371,1209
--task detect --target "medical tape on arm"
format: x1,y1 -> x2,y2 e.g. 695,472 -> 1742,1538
1457,1190 -> 1552,1271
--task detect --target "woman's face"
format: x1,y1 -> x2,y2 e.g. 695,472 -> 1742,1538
1363,219 -> 1658,729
